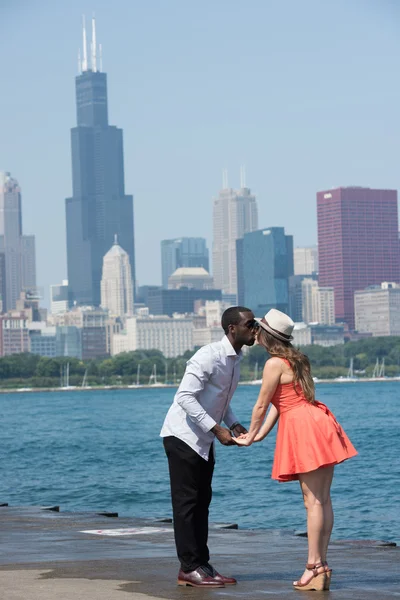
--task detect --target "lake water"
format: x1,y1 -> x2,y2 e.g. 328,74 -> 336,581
1,382 -> 398,543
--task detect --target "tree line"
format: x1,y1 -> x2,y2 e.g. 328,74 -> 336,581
0,335 -> 399,388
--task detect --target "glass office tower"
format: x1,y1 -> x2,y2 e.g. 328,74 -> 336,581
65,20 -> 135,306
237,227 -> 293,316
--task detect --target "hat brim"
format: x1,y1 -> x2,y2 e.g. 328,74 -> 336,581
255,318 -> 294,342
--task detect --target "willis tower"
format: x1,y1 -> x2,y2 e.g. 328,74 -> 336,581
66,18 -> 135,307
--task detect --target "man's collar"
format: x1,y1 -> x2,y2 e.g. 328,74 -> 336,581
221,335 -> 241,358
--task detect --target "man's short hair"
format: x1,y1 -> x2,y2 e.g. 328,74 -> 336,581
221,306 -> 252,334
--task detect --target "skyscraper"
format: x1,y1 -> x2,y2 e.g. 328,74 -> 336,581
50,280 -> 69,315
301,278 -> 335,325
236,227 -> 293,315
288,273 -> 318,322
301,278 -> 319,324
212,175 -> 258,296
0,253 -> 6,313
21,235 -> 36,291
354,282 -> 400,336
0,172 -> 37,311
294,246 -> 318,275
100,235 -> 134,318
65,18 -> 135,307
317,187 -> 400,329
161,237 -> 209,288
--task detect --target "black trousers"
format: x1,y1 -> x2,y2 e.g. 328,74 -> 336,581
163,436 -> 215,573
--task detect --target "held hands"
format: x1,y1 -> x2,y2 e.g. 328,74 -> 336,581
233,430 -> 266,446
211,423 -> 249,446
211,424 -> 236,446
211,423 -> 262,447
230,423 -> 248,437
233,433 -> 252,447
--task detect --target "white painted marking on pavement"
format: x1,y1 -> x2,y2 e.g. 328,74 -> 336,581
80,527 -> 172,536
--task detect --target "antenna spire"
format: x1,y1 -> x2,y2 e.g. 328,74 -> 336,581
91,15 -> 97,72
99,43 -> 103,72
82,15 -> 88,71
114,233 -> 118,245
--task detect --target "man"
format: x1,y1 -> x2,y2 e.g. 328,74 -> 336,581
160,306 -> 258,588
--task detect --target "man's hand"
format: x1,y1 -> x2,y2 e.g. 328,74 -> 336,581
230,423 -> 248,438
211,424 -> 235,446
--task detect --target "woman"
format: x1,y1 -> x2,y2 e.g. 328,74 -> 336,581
235,309 -> 357,591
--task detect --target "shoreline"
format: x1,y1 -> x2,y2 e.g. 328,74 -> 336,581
0,377 -> 399,393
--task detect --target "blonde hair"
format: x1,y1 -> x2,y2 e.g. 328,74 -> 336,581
257,329 -> 315,403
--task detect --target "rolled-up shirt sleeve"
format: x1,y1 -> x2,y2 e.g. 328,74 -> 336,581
175,348 -> 217,433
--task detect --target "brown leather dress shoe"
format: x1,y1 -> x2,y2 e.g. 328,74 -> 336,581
177,567 -> 225,588
207,564 -> 237,585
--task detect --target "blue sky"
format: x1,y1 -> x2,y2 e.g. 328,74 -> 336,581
1,0 -> 399,305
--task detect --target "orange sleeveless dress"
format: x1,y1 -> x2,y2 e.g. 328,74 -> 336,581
270,359 -> 358,482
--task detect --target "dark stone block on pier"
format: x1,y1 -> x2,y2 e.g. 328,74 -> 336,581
337,539 -> 397,548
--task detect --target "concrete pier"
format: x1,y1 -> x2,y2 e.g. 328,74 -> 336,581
0,506 -> 398,599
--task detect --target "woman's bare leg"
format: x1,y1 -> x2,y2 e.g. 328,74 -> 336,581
295,466 -> 334,584
321,467 -> 334,563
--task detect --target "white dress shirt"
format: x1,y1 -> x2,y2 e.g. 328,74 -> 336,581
160,336 -> 242,460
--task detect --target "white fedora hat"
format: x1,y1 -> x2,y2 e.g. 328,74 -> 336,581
255,308 -> 294,342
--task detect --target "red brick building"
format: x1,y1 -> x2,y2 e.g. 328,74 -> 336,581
0,315 -> 30,356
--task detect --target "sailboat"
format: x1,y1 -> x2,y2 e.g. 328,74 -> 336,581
60,362 -> 76,389
81,368 -> 89,388
372,358 -> 379,379
334,358 -> 358,382
250,361 -> 263,385
128,363 -> 142,388
148,364 -> 157,385
372,358 -> 386,379
148,364 -> 168,387
379,358 -> 385,378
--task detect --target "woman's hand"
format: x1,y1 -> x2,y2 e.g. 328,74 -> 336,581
232,434 -> 253,447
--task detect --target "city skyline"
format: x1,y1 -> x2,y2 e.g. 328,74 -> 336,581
1,2 -> 400,306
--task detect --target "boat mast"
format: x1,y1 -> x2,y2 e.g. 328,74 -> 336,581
347,357 -> 354,378
372,358 -> 379,378
378,358 -> 385,378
